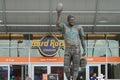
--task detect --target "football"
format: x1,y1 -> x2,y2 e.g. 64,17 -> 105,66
56,3 -> 63,13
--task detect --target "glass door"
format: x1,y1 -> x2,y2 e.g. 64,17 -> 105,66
50,66 -> 64,80
86,64 -> 101,80
0,65 -> 9,80
32,65 -> 47,80
10,65 -> 28,80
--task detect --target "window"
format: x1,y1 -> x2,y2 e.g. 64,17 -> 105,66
86,40 -> 106,57
106,40 -> 119,56
108,63 -> 120,79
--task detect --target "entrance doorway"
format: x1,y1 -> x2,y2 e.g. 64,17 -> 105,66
10,65 -> 28,80
86,64 -> 105,80
51,66 -> 64,80
0,65 -> 9,80
32,66 -> 47,80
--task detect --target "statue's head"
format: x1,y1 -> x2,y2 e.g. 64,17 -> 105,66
67,15 -> 75,26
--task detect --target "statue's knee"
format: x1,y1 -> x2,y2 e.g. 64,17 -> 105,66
64,66 -> 70,72
73,68 -> 78,72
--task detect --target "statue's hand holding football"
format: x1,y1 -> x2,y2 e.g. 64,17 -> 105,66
56,3 -> 63,14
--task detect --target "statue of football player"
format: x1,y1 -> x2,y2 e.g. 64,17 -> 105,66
56,3 -> 86,80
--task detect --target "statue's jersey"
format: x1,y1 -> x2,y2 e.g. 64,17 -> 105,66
60,23 -> 84,46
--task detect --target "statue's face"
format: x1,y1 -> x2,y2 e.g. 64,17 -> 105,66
68,18 -> 75,26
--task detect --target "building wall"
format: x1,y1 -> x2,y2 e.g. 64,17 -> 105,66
0,33 -> 120,80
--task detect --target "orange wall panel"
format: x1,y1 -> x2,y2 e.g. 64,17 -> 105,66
0,57 -> 120,63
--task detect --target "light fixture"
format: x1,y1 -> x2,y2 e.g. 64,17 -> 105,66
98,17 -> 108,23
0,20 -> 3,23
98,19 -> 108,23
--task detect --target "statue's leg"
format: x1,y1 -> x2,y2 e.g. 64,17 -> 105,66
72,48 -> 80,80
64,51 -> 71,80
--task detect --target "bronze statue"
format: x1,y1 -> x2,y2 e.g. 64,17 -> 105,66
56,3 -> 86,80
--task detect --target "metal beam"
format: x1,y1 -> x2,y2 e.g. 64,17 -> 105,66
0,31 -> 120,34
48,0 -> 52,33
0,10 -> 120,14
1,0 -> 7,33
1,24 -> 120,27
0,32 -> 61,34
92,0 -> 99,33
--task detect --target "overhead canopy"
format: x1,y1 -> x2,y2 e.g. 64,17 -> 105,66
0,0 -> 120,34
